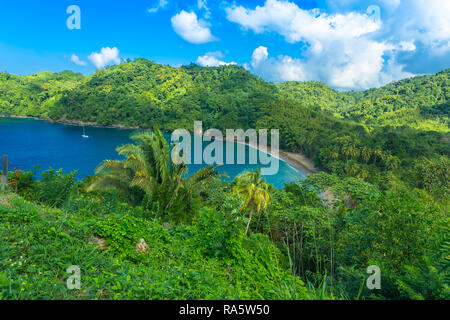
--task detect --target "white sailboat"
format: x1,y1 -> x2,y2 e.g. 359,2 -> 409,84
82,125 -> 89,138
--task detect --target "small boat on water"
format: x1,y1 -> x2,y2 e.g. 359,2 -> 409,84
82,125 -> 89,138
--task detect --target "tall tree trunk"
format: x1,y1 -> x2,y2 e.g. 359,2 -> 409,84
245,200 -> 255,235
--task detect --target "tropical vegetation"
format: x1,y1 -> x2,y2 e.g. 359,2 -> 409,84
0,59 -> 448,300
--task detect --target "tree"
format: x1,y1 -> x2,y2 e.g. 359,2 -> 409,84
232,168 -> 273,235
88,128 -> 218,221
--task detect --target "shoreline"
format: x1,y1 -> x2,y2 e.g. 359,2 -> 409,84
1,115 -> 319,175
229,138 -> 318,176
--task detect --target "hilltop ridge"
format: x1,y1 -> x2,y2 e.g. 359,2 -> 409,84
1,59 -> 448,133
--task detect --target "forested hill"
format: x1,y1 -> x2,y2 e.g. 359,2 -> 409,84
1,59 -> 276,131
0,58 -> 449,198
0,71 -> 84,117
277,69 -> 450,132
0,58 -> 448,132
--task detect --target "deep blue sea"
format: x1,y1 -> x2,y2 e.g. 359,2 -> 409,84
0,117 -> 305,189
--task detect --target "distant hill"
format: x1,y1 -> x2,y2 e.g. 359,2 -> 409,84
277,69 -> 450,132
0,71 -> 84,117
1,59 -> 448,133
52,59 -> 275,131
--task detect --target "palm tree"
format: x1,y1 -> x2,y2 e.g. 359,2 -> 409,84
232,168 -> 273,235
361,147 -> 372,163
88,128 -> 218,219
372,149 -> 383,164
385,155 -> 401,170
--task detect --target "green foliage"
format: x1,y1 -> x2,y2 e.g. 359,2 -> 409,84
0,60 -> 448,300
10,167 -> 77,208
96,214 -> 164,258
36,168 -> 77,207
277,69 -> 450,132
192,207 -> 242,258
438,225 -> 450,286
88,128 -> 218,223
413,155 -> 450,200
256,173 -> 448,300
232,168 -> 273,234
0,191 -> 310,299
395,264 -> 449,300
197,176 -> 229,209
7,168 -> 36,194
1,60 -> 448,198
0,71 -> 83,117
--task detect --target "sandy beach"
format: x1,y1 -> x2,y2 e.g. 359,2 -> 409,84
278,150 -> 319,175
231,137 -> 319,176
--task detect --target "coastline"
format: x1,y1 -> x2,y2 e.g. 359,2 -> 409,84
201,131 -> 320,176
1,115 -> 319,176
228,138 -> 318,176
278,150 -> 319,175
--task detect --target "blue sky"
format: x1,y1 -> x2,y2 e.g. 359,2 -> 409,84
0,0 -> 449,90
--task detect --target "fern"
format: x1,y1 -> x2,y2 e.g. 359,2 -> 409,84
438,225 -> 450,285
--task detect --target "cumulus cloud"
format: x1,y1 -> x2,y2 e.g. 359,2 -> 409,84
171,11 -> 216,44
88,47 -> 121,69
250,46 -> 308,83
326,0 -> 450,56
70,54 -> 87,66
250,41 -> 414,90
251,46 -> 269,68
226,0 -> 422,89
226,0 -> 380,44
197,51 -> 236,67
385,0 -> 450,55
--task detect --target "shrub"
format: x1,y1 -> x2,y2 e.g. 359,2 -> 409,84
35,168 -> 77,207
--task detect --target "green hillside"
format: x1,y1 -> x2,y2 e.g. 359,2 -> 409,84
1,59 -> 448,133
277,69 -> 450,132
0,71 -> 84,117
0,72 -> 448,300
0,59 -> 449,196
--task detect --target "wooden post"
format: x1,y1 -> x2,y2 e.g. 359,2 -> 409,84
1,155 -> 7,191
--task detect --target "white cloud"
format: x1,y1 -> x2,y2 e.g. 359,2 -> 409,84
227,0 -> 420,89
88,47 -> 121,69
197,52 -> 236,67
148,0 -> 168,13
249,42 -> 414,90
388,0 -> 450,55
70,54 -> 87,66
326,0 -> 450,55
226,0 -> 380,44
276,56 -> 308,82
171,10 -> 216,44
398,41 -> 416,52
251,46 -> 269,68
249,46 -> 308,83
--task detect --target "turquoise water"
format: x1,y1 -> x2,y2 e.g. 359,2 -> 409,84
0,117 -> 305,189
